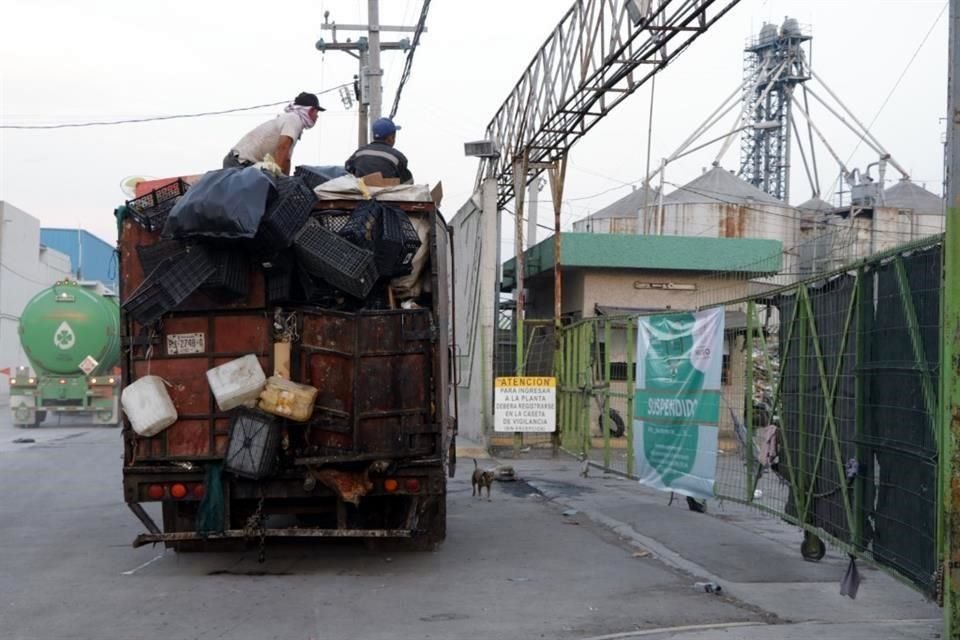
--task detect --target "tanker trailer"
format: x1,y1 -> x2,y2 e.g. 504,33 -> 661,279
9,280 -> 121,427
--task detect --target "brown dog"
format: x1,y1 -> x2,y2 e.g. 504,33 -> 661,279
471,459 -> 495,501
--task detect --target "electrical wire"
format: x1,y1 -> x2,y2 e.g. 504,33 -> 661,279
0,84 -> 352,130
389,0 -> 431,119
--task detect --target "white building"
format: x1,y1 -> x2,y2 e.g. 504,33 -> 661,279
0,202 -> 73,403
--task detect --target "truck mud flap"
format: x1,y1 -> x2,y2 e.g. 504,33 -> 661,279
133,527 -> 413,548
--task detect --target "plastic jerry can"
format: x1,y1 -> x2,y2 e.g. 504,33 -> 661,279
206,354 -> 267,411
258,376 -> 318,422
121,375 -> 178,437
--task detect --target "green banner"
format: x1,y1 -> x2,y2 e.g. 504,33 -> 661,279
632,309 -> 724,499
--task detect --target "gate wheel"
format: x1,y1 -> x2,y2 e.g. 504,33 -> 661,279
801,531 -> 826,562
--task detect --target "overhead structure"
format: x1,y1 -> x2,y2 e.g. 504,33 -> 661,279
476,0 -> 744,208
638,17 -> 912,207
738,18 -> 811,202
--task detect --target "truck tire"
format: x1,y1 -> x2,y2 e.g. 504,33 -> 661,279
365,497 -> 446,552
35,411 -> 47,425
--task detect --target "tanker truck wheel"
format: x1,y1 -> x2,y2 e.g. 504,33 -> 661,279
35,411 -> 47,425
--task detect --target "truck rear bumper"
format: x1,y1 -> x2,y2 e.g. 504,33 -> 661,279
132,526 -> 413,548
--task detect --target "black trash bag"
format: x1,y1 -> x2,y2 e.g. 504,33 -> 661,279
162,167 -> 276,240
294,165 -> 349,190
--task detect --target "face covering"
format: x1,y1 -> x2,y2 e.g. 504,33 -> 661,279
284,104 -> 317,129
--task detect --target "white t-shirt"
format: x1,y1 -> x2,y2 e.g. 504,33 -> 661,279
231,113 -> 304,163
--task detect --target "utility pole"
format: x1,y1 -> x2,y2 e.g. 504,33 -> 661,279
367,0 -> 383,123
316,5 -> 423,143
944,2 -> 960,637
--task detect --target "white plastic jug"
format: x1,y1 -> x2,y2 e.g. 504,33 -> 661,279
121,375 -> 178,437
207,354 -> 267,411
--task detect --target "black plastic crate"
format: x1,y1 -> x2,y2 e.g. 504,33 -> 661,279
257,177 -> 317,251
297,269 -> 339,305
266,267 -> 295,305
294,166 -> 344,191
203,248 -> 249,298
122,247 -> 216,325
125,178 -> 189,232
377,207 -> 422,277
294,219 -> 378,299
122,280 -> 175,326
137,239 -> 188,276
312,210 -> 353,234
225,410 -> 280,480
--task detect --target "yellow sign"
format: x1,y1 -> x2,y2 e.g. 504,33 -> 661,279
494,376 -> 556,433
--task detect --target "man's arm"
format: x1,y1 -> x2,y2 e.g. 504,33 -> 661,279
397,151 -> 413,184
274,136 -> 294,175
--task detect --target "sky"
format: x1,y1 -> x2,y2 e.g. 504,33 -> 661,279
0,0 -> 950,249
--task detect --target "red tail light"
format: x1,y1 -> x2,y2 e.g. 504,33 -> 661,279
170,483 -> 188,499
147,484 -> 164,500
383,478 -> 399,492
405,478 -> 421,493
192,484 -> 205,499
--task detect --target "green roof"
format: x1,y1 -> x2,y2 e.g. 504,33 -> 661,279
502,233 -> 782,288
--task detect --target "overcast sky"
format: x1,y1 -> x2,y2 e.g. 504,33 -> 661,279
0,0 -> 949,247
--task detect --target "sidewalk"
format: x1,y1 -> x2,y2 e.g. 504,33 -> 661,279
458,443 -> 942,639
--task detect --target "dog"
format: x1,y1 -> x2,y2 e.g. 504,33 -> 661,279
471,459 -> 495,501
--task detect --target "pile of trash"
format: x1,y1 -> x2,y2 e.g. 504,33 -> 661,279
121,164 -> 430,326
122,354 -> 318,478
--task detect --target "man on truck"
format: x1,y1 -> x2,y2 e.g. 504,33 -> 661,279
345,117 -> 413,184
223,91 -> 325,175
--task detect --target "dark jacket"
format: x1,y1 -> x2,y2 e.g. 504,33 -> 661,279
345,140 -> 413,183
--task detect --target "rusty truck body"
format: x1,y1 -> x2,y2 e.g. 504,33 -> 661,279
119,185 -> 456,552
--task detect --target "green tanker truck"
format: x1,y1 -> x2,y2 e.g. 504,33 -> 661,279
8,280 -> 121,428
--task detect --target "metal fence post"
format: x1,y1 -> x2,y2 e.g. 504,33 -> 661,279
745,301 -> 756,502
626,317 -> 636,476
603,318 -> 613,468
943,1 -> 960,630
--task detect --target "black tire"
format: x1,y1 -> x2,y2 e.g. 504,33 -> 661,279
367,497 -> 446,552
35,411 -> 47,425
801,531 -> 826,562
597,408 -> 626,438
162,502 -> 226,553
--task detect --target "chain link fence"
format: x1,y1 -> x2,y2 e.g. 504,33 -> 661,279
552,236 -> 943,596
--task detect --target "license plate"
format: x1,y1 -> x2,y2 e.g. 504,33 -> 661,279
167,333 -> 205,355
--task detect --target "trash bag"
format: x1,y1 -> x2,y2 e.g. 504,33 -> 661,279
196,462 -> 225,535
162,167 -> 276,240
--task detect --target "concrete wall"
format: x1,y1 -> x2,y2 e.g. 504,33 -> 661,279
451,180 -> 499,444
0,202 -> 73,404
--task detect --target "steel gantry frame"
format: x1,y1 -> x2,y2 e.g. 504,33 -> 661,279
475,0 -> 743,208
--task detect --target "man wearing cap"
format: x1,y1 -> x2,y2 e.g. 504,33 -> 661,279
223,92 -> 325,175
345,117 -> 413,184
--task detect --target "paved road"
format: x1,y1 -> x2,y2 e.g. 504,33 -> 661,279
0,425 -> 768,640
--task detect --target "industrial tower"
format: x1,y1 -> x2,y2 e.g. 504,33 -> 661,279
739,18 -> 811,202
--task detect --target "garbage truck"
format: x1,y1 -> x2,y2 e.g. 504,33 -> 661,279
119,170 -> 456,553
9,281 -> 121,428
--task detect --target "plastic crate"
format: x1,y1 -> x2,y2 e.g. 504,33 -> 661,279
257,177 -> 317,252
122,280 -> 176,326
294,166 -> 340,191
203,248 -> 249,298
297,269 -> 339,305
137,239 -> 188,276
125,178 -> 189,232
294,219 -> 378,299
122,247 -> 216,325
224,410 -> 280,480
266,267 -> 295,305
312,210 -> 353,233
377,207 -> 422,277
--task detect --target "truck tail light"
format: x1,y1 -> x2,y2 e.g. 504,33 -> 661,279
192,484 -> 205,499
147,484 -> 165,499
383,478 -> 399,493
170,483 -> 188,499
405,478 -> 421,493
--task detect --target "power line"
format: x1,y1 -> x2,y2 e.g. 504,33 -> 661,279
389,0 -> 431,119
0,84 -> 351,130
